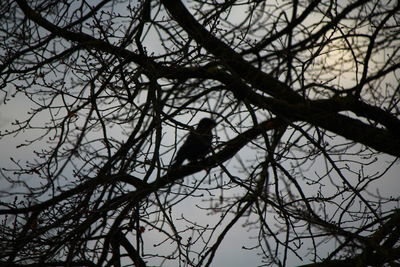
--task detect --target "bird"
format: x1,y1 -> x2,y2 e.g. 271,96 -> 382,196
171,118 -> 217,168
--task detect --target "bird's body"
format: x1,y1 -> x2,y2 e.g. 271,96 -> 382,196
171,118 -> 216,167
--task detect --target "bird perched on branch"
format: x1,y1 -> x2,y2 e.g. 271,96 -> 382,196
171,118 -> 217,168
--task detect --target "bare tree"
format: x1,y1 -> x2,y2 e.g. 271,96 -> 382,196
1,0 -> 399,266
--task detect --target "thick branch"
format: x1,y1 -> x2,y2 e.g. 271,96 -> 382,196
0,118 -> 283,216
160,0 -> 301,102
246,94 -> 400,157
160,0 -> 400,157
15,0 -> 156,70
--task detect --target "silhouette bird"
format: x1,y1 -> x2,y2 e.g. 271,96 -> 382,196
171,118 -> 217,168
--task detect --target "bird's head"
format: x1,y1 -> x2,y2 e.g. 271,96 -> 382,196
197,118 -> 217,131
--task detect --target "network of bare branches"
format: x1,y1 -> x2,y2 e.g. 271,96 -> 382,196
0,0 -> 399,266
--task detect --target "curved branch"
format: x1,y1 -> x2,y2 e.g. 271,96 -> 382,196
160,0 -> 400,158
